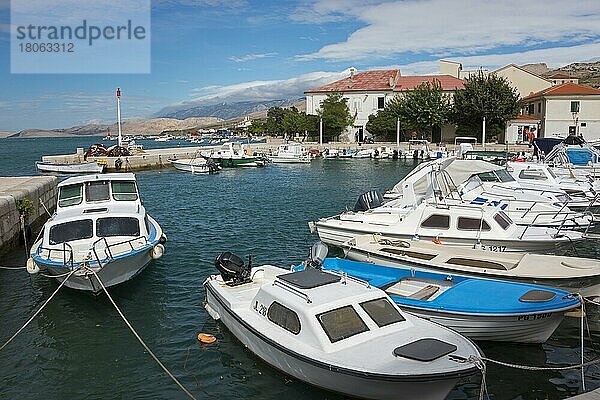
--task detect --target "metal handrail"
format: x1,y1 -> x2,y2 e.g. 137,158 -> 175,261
328,270 -> 371,288
273,280 -> 312,303
37,242 -> 74,268
92,235 -> 149,267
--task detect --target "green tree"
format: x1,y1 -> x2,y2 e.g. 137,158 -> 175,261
265,107 -> 286,136
451,71 -> 522,142
247,119 -> 265,135
282,107 -> 304,137
366,110 -> 399,141
316,93 -> 354,142
389,80 -> 451,140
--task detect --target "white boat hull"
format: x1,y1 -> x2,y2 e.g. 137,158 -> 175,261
170,159 -> 218,174
344,246 -> 600,298
269,156 -> 311,163
401,307 -> 567,343
316,221 -> 579,253
36,161 -> 104,174
204,284 -> 469,400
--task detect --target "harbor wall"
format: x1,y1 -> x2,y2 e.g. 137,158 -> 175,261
0,176 -> 57,256
40,141 -> 533,172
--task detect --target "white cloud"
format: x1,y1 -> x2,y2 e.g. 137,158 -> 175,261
159,68 -> 353,114
296,0 -> 600,62
228,52 -> 278,62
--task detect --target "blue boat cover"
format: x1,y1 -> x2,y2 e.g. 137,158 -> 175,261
321,258 -> 579,315
566,148 -> 597,165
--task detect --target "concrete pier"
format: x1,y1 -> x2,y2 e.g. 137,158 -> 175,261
0,176 -> 57,256
40,140 -> 533,172
567,388 -> 600,400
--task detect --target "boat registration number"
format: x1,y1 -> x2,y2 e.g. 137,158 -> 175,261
517,313 -> 552,321
481,244 -> 506,252
253,300 -> 267,317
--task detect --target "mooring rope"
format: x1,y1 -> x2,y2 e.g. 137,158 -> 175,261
84,267 -> 198,400
0,268 -> 78,352
0,265 -> 27,270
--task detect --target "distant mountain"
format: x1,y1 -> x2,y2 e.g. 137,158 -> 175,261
156,98 -> 304,120
520,61 -> 600,88
10,117 -> 223,138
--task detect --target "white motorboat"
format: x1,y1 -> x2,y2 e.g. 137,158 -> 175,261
312,192 -> 586,253
204,249 -> 481,400
541,135 -> 600,178
36,160 -> 105,174
352,149 -> 374,158
341,234 -> 600,298
384,158 -> 595,231
169,157 -> 221,174
507,162 -> 600,213
28,173 -> 166,292
206,142 -> 265,168
269,142 -> 312,163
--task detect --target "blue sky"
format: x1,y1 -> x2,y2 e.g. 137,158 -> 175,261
1,0 -> 599,131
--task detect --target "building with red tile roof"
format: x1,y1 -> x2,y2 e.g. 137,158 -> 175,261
521,83 -> 600,140
304,68 -> 463,142
546,72 -> 579,85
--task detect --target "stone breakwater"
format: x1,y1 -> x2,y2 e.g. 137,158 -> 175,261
0,176 -> 57,256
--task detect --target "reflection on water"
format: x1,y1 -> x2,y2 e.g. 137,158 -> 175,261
1,138 -> 600,399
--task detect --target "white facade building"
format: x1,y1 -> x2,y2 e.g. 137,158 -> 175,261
305,68 -> 464,142
521,83 -> 600,140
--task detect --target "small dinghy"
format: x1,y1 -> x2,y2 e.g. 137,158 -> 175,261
203,244 -> 482,400
342,234 -> 600,298
36,160 -> 105,174
169,157 -> 221,174
318,257 -> 580,343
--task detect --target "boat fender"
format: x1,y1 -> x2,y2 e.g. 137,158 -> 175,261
159,233 -> 168,244
151,244 -> 165,259
433,236 -> 442,245
26,257 -> 39,274
473,240 -> 482,249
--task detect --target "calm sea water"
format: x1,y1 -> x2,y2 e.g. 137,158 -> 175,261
1,137 -> 600,400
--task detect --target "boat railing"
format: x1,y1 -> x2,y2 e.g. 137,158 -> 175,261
273,279 -> 312,303
584,192 -> 600,214
37,242 -> 74,268
518,210 -> 593,239
327,270 -> 371,288
92,235 -> 149,267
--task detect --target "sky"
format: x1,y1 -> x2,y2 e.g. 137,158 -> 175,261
0,0 -> 599,131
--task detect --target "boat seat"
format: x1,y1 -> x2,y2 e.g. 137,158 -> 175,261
407,285 -> 440,300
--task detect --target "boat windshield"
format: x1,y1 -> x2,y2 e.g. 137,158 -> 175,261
58,184 -> 83,207
85,181 -> 110,202
317,305 -> 368,343
111,181 -> 138,201
494,169 -> 515,182
360,298 -> 404,327
49,219 -> 93,244
96,217 -> 140,237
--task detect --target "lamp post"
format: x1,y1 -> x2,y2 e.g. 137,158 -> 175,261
396,117 -> 400,148
319,117 -> 323,145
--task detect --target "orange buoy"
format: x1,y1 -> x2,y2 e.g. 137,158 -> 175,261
197,333 -> 217,344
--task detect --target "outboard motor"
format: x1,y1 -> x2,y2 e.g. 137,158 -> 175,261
354,190 -> 383,212
214,251 -> 251,286
305,241 -> 329,269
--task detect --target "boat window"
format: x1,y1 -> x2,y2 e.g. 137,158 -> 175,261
58,184 -> 83,207
494,169 -> 515,182
360,298 -> 405,328
447,257 -> 508,270
96,217 -> 140,237
318,305 -> 369,343
477,171 -> 499,182
420,214 -> 450,229
49,219 -> 93,244
111,181 -> 138,201
457,217 -> 491,231
494,212 -> 512,230
267,302 -> 301,335
85,181 -> 110,202
518,169 -> 547,180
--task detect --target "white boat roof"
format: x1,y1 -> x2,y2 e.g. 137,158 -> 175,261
58,173 -> 137,187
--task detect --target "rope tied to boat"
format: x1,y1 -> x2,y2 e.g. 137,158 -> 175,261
83,267 -> 198,400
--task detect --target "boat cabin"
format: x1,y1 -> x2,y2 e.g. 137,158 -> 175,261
251,268 -> 409,352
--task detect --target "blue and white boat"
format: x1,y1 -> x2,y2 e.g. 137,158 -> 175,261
28,173 -> 166,292
316,257 -> 581,343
